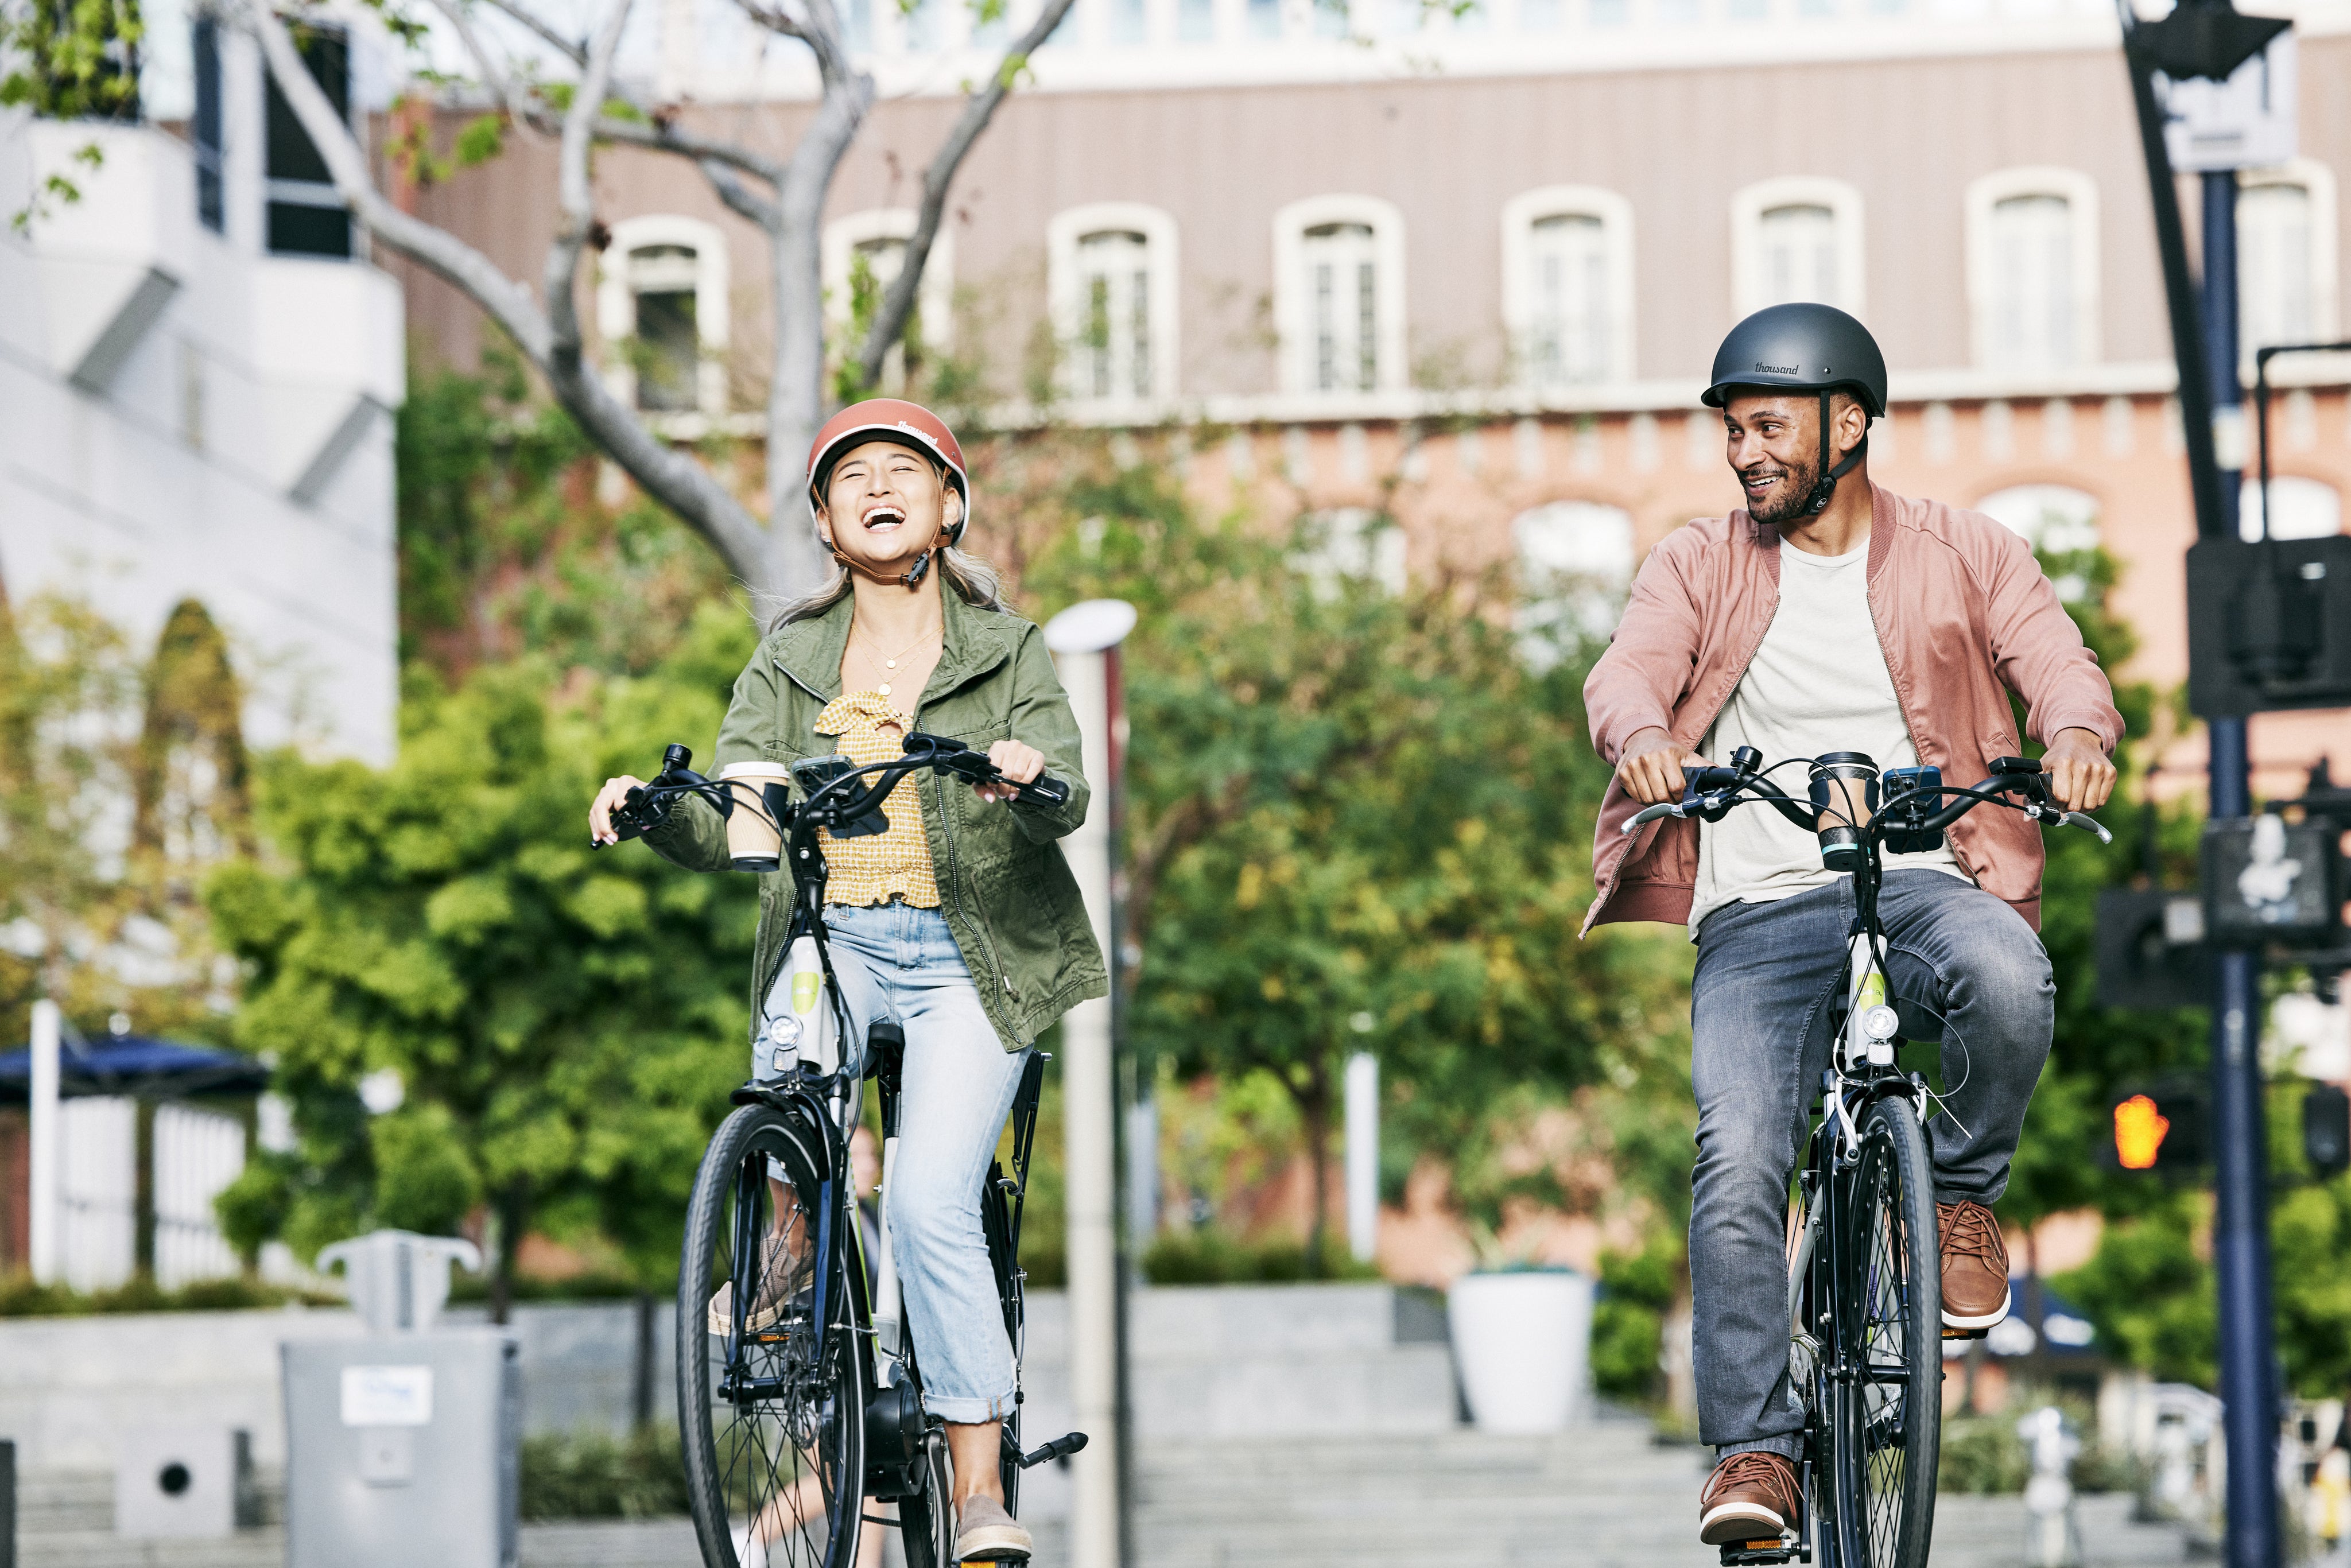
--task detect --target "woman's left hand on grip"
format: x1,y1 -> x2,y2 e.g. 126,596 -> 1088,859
975,739 -> 1045,804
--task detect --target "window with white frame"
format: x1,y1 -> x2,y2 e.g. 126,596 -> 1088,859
1297,507 -> 1407,595
2240,161 -> 2341,355
1513,500 -> 1635,657
1274,196 -> 1407,398
1730,177 -> 1864,317
1048,203 -> 1180,407
597,216 -> 731,417
1502,186 -> 1634,387
823,211 -> 956,390
1977,483 -> 2101,601
1965,168 -> 2101,373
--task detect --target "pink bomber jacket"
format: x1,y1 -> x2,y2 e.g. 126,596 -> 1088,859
1582,483 -> 2125,936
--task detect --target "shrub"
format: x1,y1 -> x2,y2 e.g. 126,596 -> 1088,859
519,1426 -> 690,1520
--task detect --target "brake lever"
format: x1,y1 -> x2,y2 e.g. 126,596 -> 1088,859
2064,812 -> 2115,844
1622,801 -> 1688,834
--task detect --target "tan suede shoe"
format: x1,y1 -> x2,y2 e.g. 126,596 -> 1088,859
955,1495 -> 1033,1562
1698,1451 -> 1802,1547
1937,1199 -> 2012,1334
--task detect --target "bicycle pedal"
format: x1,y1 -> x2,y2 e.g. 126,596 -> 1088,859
1719,1534 -> 1801,1566
1941,1324 -> 1990,1341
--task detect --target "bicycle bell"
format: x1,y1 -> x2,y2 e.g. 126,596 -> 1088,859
1809,752 -> 1880,874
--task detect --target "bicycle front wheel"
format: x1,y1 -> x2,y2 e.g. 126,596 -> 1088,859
678,1101 -> 865,1568
1828,1094 -> 1941,1568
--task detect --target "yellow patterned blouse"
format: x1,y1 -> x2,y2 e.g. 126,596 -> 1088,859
813,691 -> 941,909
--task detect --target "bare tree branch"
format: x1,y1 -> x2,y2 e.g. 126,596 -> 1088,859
242,2 -> 550,360
236,0 -> 777,591
478,0 -> 588,65
701,158 -> 781,229
851,0 -> 1077,391
414,0 -> 548,140
587,114 -> 785,183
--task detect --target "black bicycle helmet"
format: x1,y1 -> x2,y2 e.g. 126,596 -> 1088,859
1702,303 -> 1888,516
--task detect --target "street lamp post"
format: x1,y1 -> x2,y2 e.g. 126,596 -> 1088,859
1042,598 -> 1139,1568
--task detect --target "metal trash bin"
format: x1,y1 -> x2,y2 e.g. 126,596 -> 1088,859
284,1231 -> 518,1568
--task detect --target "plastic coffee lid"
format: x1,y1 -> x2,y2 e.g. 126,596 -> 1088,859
719,761 -> 794,778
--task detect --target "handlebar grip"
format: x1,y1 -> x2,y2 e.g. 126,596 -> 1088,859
1621,801 -> 1685,834
1015,773 -> 1072,809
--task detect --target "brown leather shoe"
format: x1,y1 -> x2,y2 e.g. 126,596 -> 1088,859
1699,1451 -> 1802,1547
1938,1200 -> 2012,1333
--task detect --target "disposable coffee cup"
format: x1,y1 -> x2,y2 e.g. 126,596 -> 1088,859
1808,752 -> 1879,874
719,762 -> 793,872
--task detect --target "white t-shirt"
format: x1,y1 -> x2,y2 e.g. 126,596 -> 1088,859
1689,535 -> 1970,936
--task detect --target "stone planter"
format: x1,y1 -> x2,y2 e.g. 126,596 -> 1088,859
1447,1268 -> 1595,1433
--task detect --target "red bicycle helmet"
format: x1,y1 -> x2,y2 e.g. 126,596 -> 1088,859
805,398 -> 971,542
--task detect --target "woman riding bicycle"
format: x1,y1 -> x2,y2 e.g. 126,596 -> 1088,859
588,398 -> 1107,1565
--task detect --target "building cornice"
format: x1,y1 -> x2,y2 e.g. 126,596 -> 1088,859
657,2 -> 2351,106
647,358 -> 2351,441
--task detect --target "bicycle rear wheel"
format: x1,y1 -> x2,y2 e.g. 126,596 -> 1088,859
1828,1095 -> 1941,1568
679,1101 -> 865,1568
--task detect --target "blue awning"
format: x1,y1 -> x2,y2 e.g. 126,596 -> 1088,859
0,1035 -> 270,1103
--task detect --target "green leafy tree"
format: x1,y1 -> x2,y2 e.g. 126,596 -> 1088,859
206,606 -> 762,1314
0,591 -> 243,1047
1019,463 -> 1688,1268
394,361 -> 732,678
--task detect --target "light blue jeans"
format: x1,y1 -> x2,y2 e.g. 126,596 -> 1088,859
761,901 -> 1031,1424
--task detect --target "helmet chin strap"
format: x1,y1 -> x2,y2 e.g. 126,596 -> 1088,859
1802,390 -> 1869,516
825,514 -> 953,589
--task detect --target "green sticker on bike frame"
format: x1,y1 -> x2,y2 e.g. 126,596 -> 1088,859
793,971 -> 822,1012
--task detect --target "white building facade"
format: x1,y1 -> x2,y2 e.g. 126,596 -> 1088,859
1,18 -> 404,764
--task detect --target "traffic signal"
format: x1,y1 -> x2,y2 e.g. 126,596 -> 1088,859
2104,1079 -> 2210,1172
2095,888 -> 2210,1010
2306,1084 -> 2350,1177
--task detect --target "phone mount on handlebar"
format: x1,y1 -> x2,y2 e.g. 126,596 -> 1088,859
1879,766 -> 1946,855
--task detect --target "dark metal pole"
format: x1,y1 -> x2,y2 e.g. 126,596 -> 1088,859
2121,26 -> 2229,537
2201,166 -> 2282,1568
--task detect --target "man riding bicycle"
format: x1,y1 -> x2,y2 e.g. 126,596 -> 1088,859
1582,305 -> 2123,1548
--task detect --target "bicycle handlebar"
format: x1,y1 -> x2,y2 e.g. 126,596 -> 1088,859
1620,757 -> 2111,844
593,736 -> 1069,851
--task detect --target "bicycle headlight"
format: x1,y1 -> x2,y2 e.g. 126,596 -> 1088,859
1863,1004 -> 1902,1043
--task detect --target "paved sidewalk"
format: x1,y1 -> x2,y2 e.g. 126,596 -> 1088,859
17,1418 -> 2195,1567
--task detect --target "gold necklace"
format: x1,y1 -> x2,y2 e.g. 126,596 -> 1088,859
851,623 -> 938,698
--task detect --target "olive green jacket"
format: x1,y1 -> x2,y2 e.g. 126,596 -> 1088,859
644,588 -> 1107,1051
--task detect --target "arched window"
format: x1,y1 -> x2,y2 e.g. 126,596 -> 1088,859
1273,196 -> 1407,398
823,210 -> 957,391
1730,177 -> 1864,317
2240,161 -> 2341,355
1514,500 -> 1635,655
1048,203 -> 1180,407
1977,483 -> 2100,601
1502,186 -> 1635,388
2240,476 -> 2343,542
1966,168 -> 2101,372
596,216 -> 731,416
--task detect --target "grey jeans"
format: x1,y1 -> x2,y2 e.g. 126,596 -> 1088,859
1689,871 -> 2054,1460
